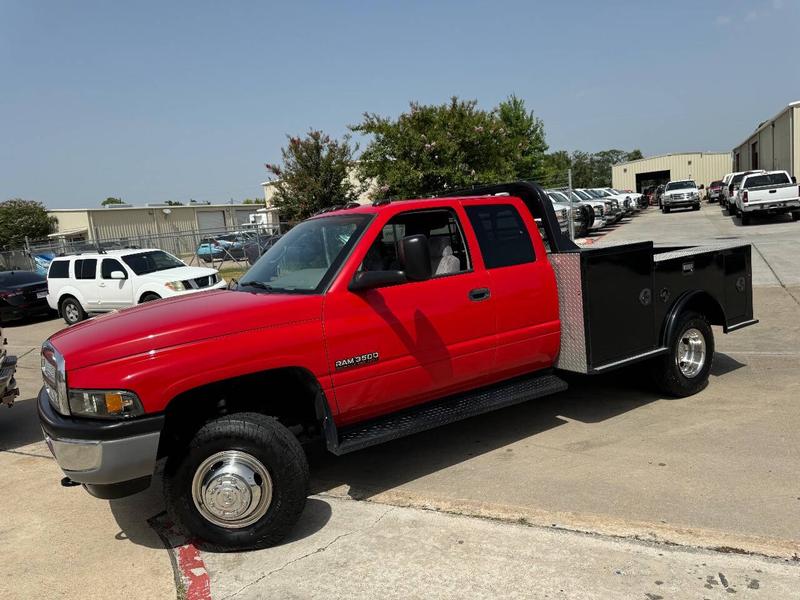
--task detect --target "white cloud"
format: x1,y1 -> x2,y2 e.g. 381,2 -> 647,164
714,15 -> 732,25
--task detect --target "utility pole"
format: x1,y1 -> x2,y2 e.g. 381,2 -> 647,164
567,168 -> 575,240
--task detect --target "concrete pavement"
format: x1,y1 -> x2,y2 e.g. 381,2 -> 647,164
1,202 -> 798,598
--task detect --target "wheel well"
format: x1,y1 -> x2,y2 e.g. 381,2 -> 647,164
662,291 -> 725,345
157,367 -> 327,458
138,291 -> 161,303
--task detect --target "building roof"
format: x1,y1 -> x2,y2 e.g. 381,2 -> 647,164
47,203 -> 258,213
733,100 -> 800,150
613,152 -> 730,169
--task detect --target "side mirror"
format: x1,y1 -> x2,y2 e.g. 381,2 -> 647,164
399,234 -> 432,281
699,184 -> 705,189
110,271 -> 127,280
349,270 -> 406,291
793,176 -> 797,184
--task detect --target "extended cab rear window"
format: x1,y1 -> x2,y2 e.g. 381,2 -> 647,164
465,205 -> 535,269
48,260 -> 69,279
743,173 -> 791,188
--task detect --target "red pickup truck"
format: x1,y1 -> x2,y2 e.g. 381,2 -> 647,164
39,182 -> 757,549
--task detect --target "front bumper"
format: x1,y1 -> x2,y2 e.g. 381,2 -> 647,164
38,387 -> 165,498
663,198 -> 699,207
0,354 -> 19,406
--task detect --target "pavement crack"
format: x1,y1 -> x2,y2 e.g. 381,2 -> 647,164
220,506 -> 395,600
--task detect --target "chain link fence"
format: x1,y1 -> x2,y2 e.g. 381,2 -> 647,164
1,222 -> 289,277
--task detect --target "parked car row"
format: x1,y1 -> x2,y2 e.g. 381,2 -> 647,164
544,187 -> 648,238
720,169 -> 800,225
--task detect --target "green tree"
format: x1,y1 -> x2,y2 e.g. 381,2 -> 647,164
497,94 -> 548,180
539,148 -> 645,188
0,199 -> 55,248
101,197 -> 124,206
242,198 -> 265,205
352,96 -> 547,200
265,129 -> 361,220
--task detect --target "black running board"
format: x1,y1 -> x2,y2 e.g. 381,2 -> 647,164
329,373 -> 568,455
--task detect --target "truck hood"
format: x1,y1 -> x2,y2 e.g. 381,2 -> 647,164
49,289 -> 323,370
139,265 -> 219,282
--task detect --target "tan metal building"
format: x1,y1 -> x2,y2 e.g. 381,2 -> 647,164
46,203 -> 260,257
731,101 -> 800,177
612,152 -> 731,192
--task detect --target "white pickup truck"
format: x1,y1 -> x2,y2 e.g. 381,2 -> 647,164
734,170 -> 800,225
660,180 -> 700,212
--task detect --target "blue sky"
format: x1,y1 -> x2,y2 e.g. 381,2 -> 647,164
1,0 -> 798,208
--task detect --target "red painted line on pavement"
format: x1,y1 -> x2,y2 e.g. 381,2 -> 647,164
178,540 -> 212,600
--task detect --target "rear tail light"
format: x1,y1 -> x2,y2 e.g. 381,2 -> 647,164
743,191 -> 748,203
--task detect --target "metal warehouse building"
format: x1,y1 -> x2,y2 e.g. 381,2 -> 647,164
612,152 -> 731,193
46,203 -> 259,256
731,101 -> 800,177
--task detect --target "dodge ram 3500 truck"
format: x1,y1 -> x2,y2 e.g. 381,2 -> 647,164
38,182 -> 757,549
734,170 -> 800,225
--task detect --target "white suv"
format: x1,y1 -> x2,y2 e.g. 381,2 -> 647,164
46,248 -> 226,324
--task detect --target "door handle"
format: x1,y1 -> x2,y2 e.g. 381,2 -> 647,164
468,287 -> 491,302
99,282 -> 106,287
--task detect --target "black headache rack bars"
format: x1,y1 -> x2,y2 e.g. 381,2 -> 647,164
437,181 -> 580,253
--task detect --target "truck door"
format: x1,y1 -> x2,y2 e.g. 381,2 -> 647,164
324,207 -> 496,425
462,201 -> 560,380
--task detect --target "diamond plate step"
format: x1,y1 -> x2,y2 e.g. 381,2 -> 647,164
334,373 -> 568,455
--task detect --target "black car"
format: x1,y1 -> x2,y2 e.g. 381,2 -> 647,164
244,234 -> 283,265
0,270 -> 53,323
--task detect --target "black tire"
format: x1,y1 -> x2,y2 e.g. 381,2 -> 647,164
140,293 -> 161,303
791,212 -> 799,222
60,296 -> 86,325
664,206 -> 671,214
164,412 -> 309,549
652,311 -> 714,398
692,203 -> 700,211
741,213 -> 750,226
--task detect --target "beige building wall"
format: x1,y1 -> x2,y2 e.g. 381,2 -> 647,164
732,101 -> 799,176
612,152 -> 731,191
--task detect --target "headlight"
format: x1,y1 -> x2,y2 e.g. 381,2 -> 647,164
41,342 -> 69,416
165,280 -> 186,291
68,389 -> 144,419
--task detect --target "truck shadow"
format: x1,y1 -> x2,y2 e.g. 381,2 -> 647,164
710,352 -> 746,377
0,395 -> 46,451
308,367 -> 660,503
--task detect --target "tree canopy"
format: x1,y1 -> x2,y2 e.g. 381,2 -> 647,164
101,197 -> 124,206
265,129 -> 361,220
352,96 -> 547,200
0,199 -> 55,248
540,148 -> 644,188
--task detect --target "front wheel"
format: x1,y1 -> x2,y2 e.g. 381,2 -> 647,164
652,311 -> 714,397
140,293 -> 161,303
791,212 -> 799,222
693,203 -> 700,211
60,296 -> 86,325
164,412 -> 309,549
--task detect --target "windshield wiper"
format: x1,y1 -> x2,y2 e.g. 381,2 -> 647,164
239,280 -> 273,292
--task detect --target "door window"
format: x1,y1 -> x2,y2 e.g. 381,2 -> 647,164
360,209 -> 470,277
74,259 -> 97,279
101,259 -> 127,279
464,205 -> 535,269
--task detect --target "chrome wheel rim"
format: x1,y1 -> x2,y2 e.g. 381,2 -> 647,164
191,450 -> 272,529
65,303 -> 79,323
677,328 -> 706,378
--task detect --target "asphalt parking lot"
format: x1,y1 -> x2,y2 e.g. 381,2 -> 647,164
1,202 -> 798,599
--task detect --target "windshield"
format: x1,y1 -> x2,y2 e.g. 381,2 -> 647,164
743,172 -> 791,188
238,214 -> 371,293
665,180 -> 696,191
0,271 -> 45,287
548,191 -> 569,204
585,190 -> 607,198
122,250 -> 186,275
572,190 -> 592,201
710,181 -> 723,187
